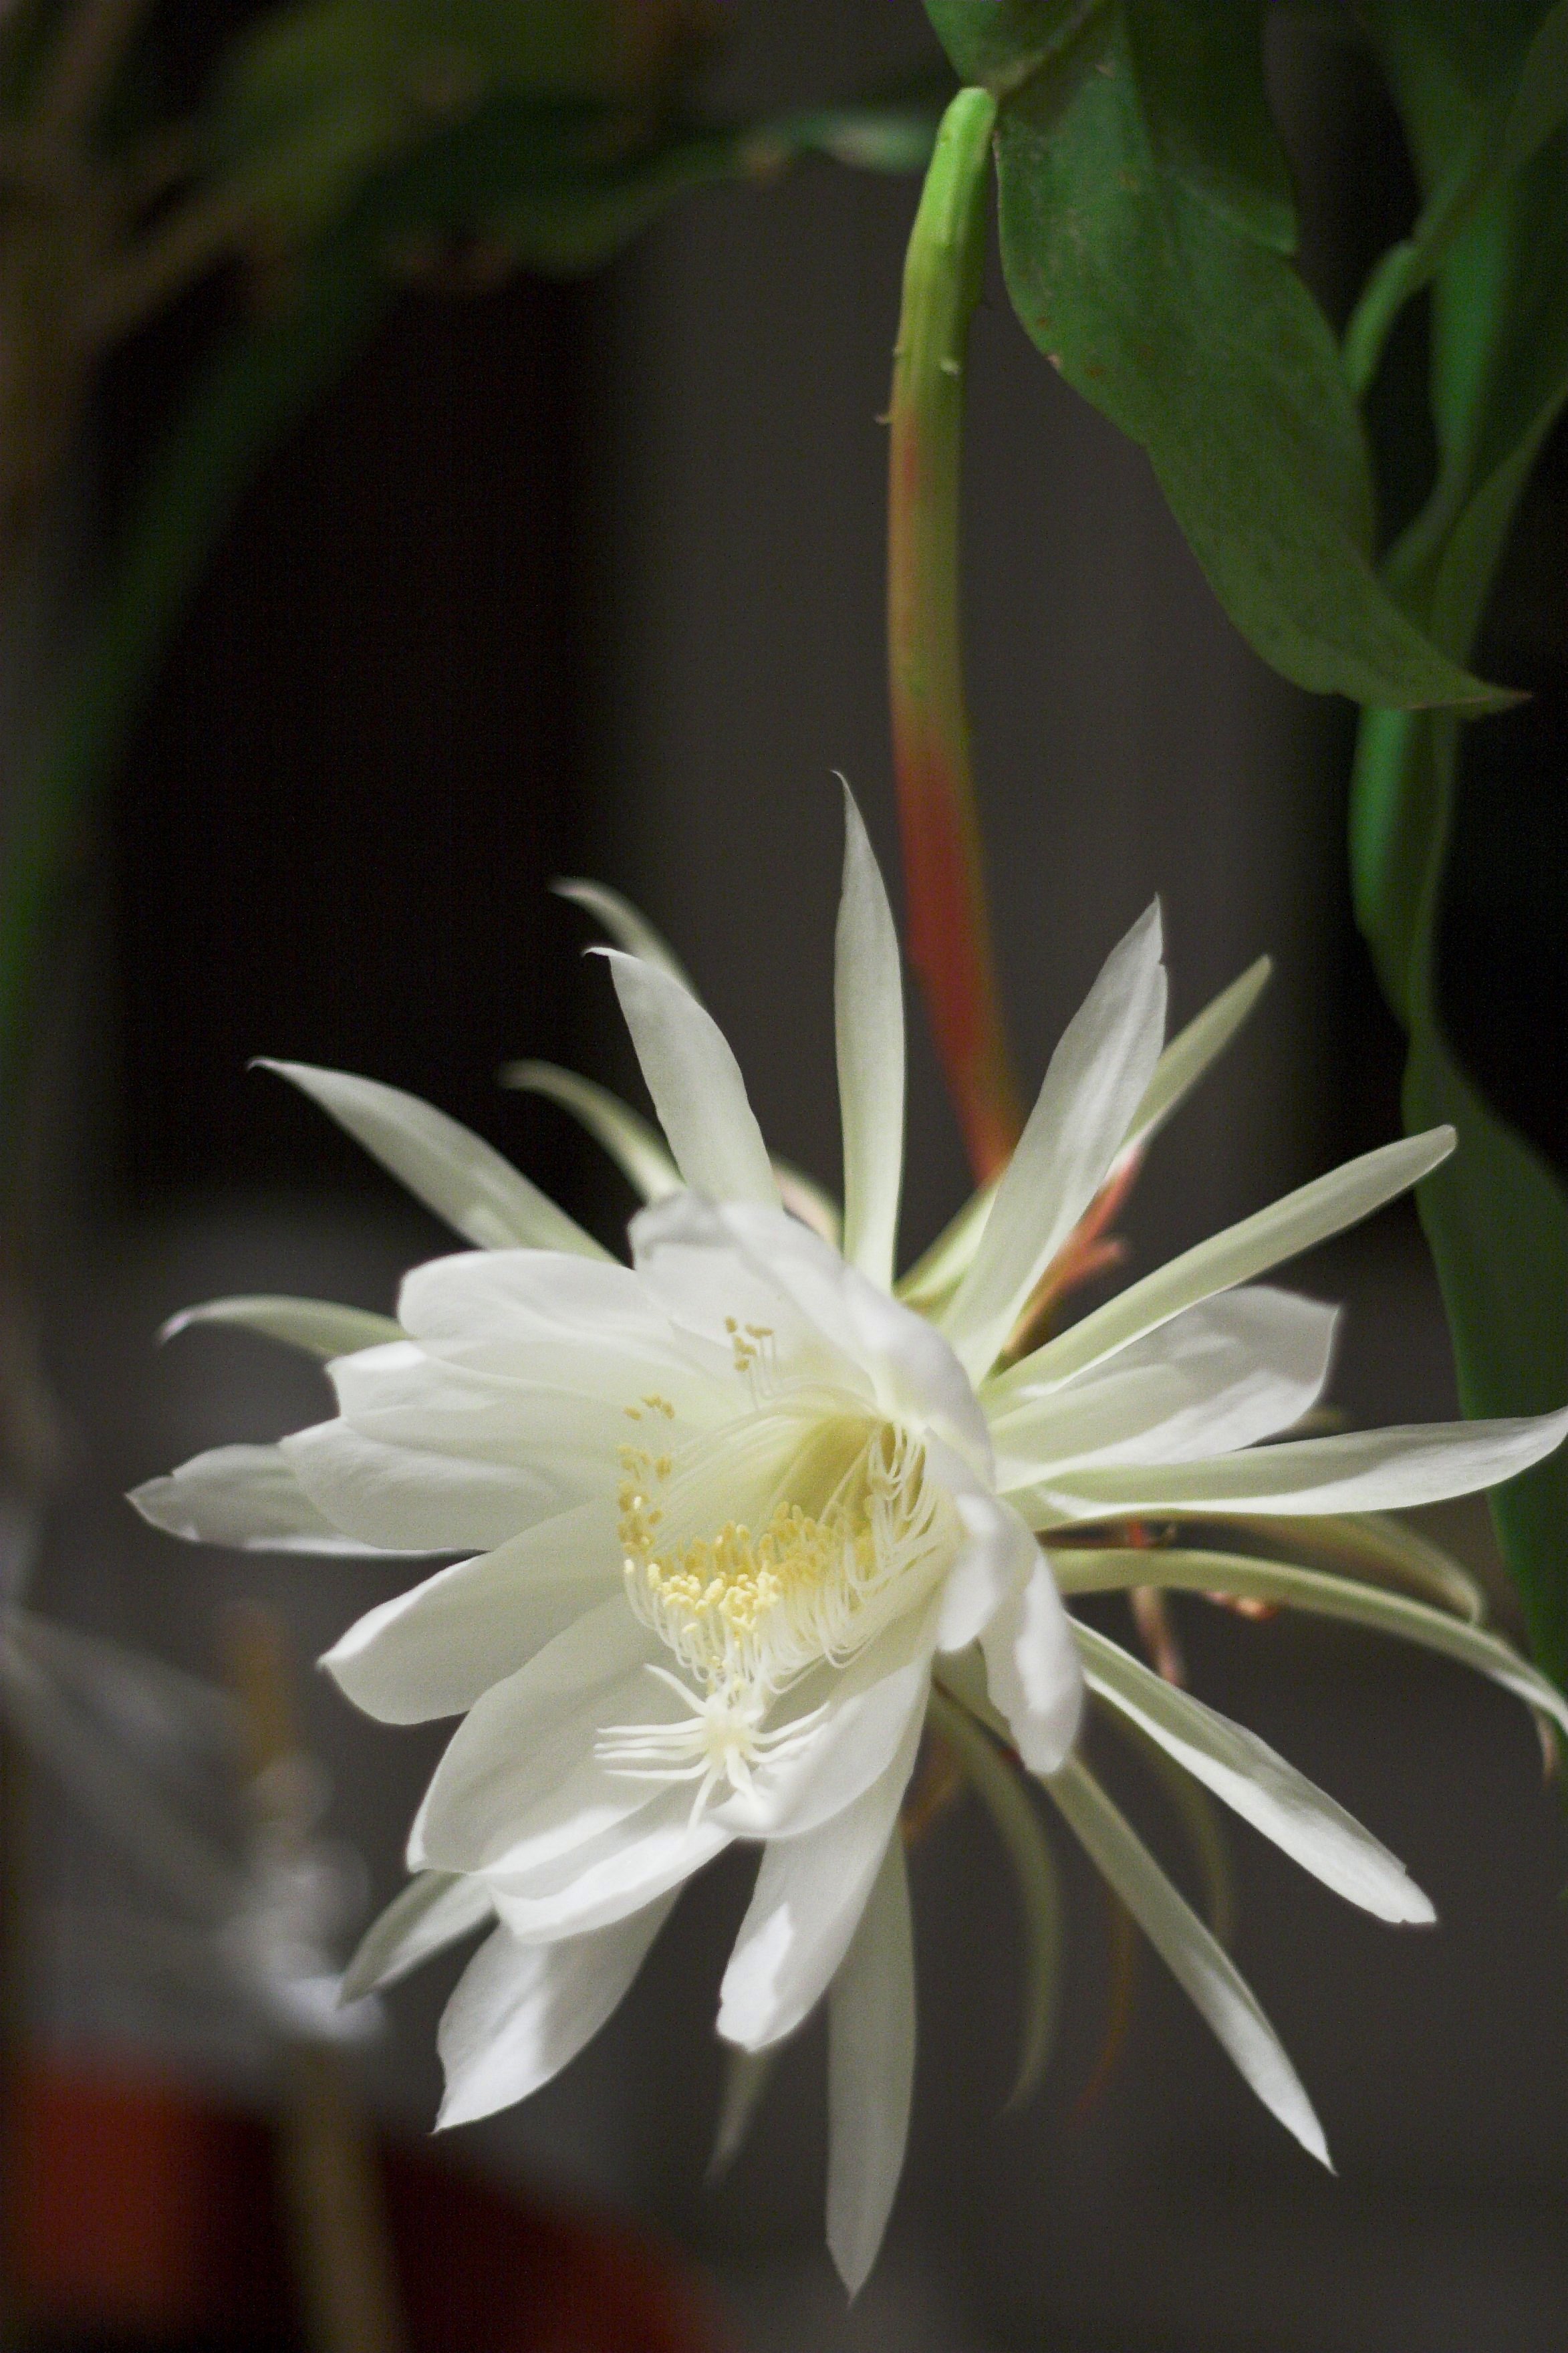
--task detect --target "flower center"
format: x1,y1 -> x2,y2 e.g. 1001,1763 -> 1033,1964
598,1410 -> 955,1816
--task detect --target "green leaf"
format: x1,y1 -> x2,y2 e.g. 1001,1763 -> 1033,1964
922,0 -> 1111,96
992,17 -> 1505,708
1347,0 -> 1568,394
1348,138 -> 1568,1675
1124,0 -> 1295,253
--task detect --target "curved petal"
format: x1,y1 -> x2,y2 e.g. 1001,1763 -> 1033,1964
980,1556 -> 1083,1773
942,905 -> 1167,1381
1046,1755 -> 1329,2167
1014,1406 -> 1568,1525
257,1062 -> 608,1256
629,1195 -> 868,1397
1074,1622 -> 1434,1924
283,1418 -> 563,1552
343,1870 -> 494,1999
323,1501 -> 620,1724
987,1288 -> 1337,1484
499,1062 -> 682,1202
436,1895 -> 676,2128
1010,1128 -> 1454,1392
1050,1545 -> 1568,1742
554,878 -> 701,996
712,1608 -> 937,1842
129,1444 -> 419,1558
835,786 -> 905,1293
826,1834 -> 915,2295
717,1707 -> 922,2052
600,951 -> 779,1207
411,1599 -> 669,1877
488,1789 -> 729,1940
935,1490 -> 1037,1651
160,1296 -> 402,1360
326,1342 -> 632,1474
898,960 -> 1273,1320
396,1250 -> 729,1411
1121,955 -> 1272,1160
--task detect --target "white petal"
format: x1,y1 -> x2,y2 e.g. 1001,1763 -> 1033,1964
942,904 -> 1168,1380
1047,1755 -> 1329,2164
160,1295 -> 402,1359
826,1834 -> 915,2295
835,785 -> 905,1292
987,1287 -> 1337,1484
343,1870 -> 494,1999
1017,1128 -> 1454,1390
489,1787 -> 729,1938
499,1061 -> 682,1201
412,1598 -> 667,1876
554,878 -> 702,996
1016,1406 -> 1568,1525
323,1501 -> 619,1724
436,1897 -> 675,2128
717,1711 -> 922,2051
1052,1544 -> 1568,1741
601,951 -> 779,1207
899,960 -> 1273,1321
396,1249 -> 728,1410
712,1612 -> 936,1842
1121,955 -> 1272,1158
129,1443 -> 418,1557
258,1062 -> 608,1256
1075,1620 -> 1434,1923
283,1417 -> 563,1552
935,1490 -> 1037,1651
327,1340 -> 632,1473
629,1194 -> 868,1396
980,1556 -> 1083,1772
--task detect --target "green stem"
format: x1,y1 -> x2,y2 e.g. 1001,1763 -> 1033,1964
887,85 -> 1022,1185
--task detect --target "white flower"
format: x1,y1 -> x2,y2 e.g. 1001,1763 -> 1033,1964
134,791 -> 1568,2292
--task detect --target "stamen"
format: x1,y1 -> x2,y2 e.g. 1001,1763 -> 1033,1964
607,1414 -> 956,1818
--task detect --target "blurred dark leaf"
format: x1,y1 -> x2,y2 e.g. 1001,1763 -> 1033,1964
1406,1031 -> 1568,1683
1347,0 -> 1568,393
1349,128 -> 1568,1674
202,0 -> 714,239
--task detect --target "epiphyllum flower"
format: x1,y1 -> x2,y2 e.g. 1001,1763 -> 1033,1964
135,795 -> 1568,2293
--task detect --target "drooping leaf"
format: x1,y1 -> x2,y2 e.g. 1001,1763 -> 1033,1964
920,0 -> 1506,705
988,14 -> 1505,708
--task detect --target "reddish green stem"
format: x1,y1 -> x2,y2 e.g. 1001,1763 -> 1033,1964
888,85 -> 1021,1183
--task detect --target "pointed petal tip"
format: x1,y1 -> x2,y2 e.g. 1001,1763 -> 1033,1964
124,1477 -> 171,1531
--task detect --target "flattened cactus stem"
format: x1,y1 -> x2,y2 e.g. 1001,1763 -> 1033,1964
888,86 -> 1021,1184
